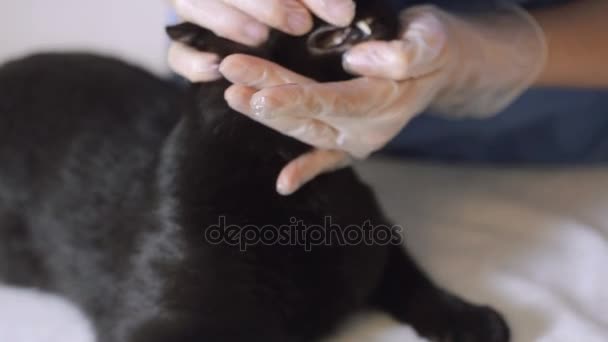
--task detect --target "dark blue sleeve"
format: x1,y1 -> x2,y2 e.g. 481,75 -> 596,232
388,0 -> 573,11
381,0 -> 608,165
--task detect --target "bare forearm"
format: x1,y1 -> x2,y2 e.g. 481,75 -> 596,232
532,0 -> 608,88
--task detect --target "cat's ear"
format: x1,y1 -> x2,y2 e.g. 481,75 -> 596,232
166,23 -> 207,47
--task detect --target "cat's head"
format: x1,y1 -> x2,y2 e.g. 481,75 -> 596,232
167,0 -> 399,82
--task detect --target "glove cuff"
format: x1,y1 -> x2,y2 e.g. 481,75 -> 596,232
430,3 -> 548,118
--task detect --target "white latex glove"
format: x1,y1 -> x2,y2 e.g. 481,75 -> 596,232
168,0 -> 356,81
221,4 -> 547,195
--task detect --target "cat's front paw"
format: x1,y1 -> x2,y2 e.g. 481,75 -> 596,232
166,23 -> 267,59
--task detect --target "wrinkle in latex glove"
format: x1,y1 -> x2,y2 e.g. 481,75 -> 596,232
249,77 -> 437,158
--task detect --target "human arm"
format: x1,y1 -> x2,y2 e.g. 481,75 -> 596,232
531,0 -> 608,87
222,2 -> 553,194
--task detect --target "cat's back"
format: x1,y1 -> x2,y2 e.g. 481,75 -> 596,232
0,53 -> 181,315
0,53 -> 179,192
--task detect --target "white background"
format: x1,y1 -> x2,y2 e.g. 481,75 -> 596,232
0,0 -> 171,75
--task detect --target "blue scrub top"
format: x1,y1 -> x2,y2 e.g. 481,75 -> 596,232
388,0 -> 570,11
382,0 -> 608,164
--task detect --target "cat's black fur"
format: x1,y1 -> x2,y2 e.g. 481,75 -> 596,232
0,1 -> 510,341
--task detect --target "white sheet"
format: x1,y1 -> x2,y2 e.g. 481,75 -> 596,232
2,158 -> 607,341
0,286 -> 94,342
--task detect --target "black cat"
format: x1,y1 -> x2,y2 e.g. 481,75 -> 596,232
0,1 -> 510,341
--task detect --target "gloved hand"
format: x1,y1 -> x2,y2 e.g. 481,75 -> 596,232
221,4 -> 547,195
168,0 -> 356,82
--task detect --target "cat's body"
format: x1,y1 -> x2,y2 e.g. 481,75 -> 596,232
0,1 -> 510,341
0,53 -> 183,340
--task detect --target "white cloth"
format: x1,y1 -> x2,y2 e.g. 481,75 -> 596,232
0,286 -> 95,342
334,158 -> 608,342
1,158 -> 607,341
